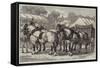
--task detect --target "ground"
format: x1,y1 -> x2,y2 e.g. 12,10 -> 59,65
19,48 -> 96,64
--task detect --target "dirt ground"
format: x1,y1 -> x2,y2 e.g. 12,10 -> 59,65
19,48 -> 96,64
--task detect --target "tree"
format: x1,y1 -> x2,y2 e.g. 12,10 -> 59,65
47,11 -> 61,29
48,11 -> 60,19
20,6 -> 47,15
67,12 -> 78,24
33,7 -> 47,15
48,11 -> 60,23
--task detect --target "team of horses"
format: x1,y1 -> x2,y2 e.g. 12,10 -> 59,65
20,21 -> 94,56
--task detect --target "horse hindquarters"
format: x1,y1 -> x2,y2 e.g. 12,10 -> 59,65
30,35 -> 38,54
39,39 -> 47,51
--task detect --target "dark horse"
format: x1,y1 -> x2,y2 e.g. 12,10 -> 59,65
78,31 -> 91,53
56,24 -> 81,55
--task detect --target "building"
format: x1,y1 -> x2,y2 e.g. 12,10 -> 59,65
69,16 -> 95,38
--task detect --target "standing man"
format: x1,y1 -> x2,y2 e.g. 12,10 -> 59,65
22,23 -> 29,53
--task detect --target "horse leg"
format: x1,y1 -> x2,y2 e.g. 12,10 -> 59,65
78,43 -> 82,53
51,46 -> 53,52
22,47 -> 24,53
85,44 -> 88,53
26,41 -> 29,53
22,43 -> 25,53
66,40 -> 71,52
24,42 -> 28,53
61,40 -> 63,51
67,42 -> 73,56
69,42 -> 72,52
59,42 -> 62,51
73,43 -> 77,51
33,45 -> 35,51
37,41 -> 41,52
91,42 -> 94,52
31,44 -> 35,55
54,43 -> 57,52
66,41 -> 69,52
53,42 -> 57,56
63,40 -> 65,52
70,42 -> 74,51
65,40 -> 68,52
39,43 -> 41,52
74,43 -> 77,51
43,42 -> 46,51
49,44 -> 53,55
35,43 -> 39,53
36,44 -> 38,50
26,47 -> 29,53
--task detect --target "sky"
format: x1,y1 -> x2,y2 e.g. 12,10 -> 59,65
20,4 -> 96,17
44,6 -> 96,17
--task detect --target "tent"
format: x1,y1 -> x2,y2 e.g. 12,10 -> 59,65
69,17 -> 95,28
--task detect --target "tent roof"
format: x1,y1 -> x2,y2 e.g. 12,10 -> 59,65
69,17 -> 95,28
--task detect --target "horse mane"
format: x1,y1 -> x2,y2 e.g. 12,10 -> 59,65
39,32 -> 44,39
31,29 -> 38,35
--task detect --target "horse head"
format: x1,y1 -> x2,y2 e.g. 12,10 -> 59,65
56,24 -> 65,32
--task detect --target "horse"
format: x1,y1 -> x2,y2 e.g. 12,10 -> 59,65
29,30 -> 41,54
69,31 -> 81,52
78,31 -> 91,53
28,25 -> 49,54
38,29 -> 59,56
56,24 -> 81,56
21,22 -> 40,54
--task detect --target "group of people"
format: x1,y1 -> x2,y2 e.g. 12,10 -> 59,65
21,18 -> 95,56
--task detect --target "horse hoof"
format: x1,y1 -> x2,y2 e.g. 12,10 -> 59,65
53,53 -> 58,56
38,49 -> 41,52
48,52 -> 53,55
68,52 -> 73,56
48,53 -> 52,55
22,51 -> 24,53
85,52 -> 88,54
69,54 -> 73,56
31,53 -> 34,55
35,50 -> 39,53
26,51 -> 30,53
43,48 -> 45,51
31,52 -> 35,55
34,51 -> 39,54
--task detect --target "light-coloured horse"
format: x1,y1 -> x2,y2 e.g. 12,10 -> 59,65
29,25 -> 47,54
39,29 -> 58,56
21,23 -> 38,53
30,30 -> 41,54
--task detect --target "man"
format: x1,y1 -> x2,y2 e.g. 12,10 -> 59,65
28,18 -> 36,34
29,18 -> 36,26
22,23 -> 30,53
23,23 -> 29,36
